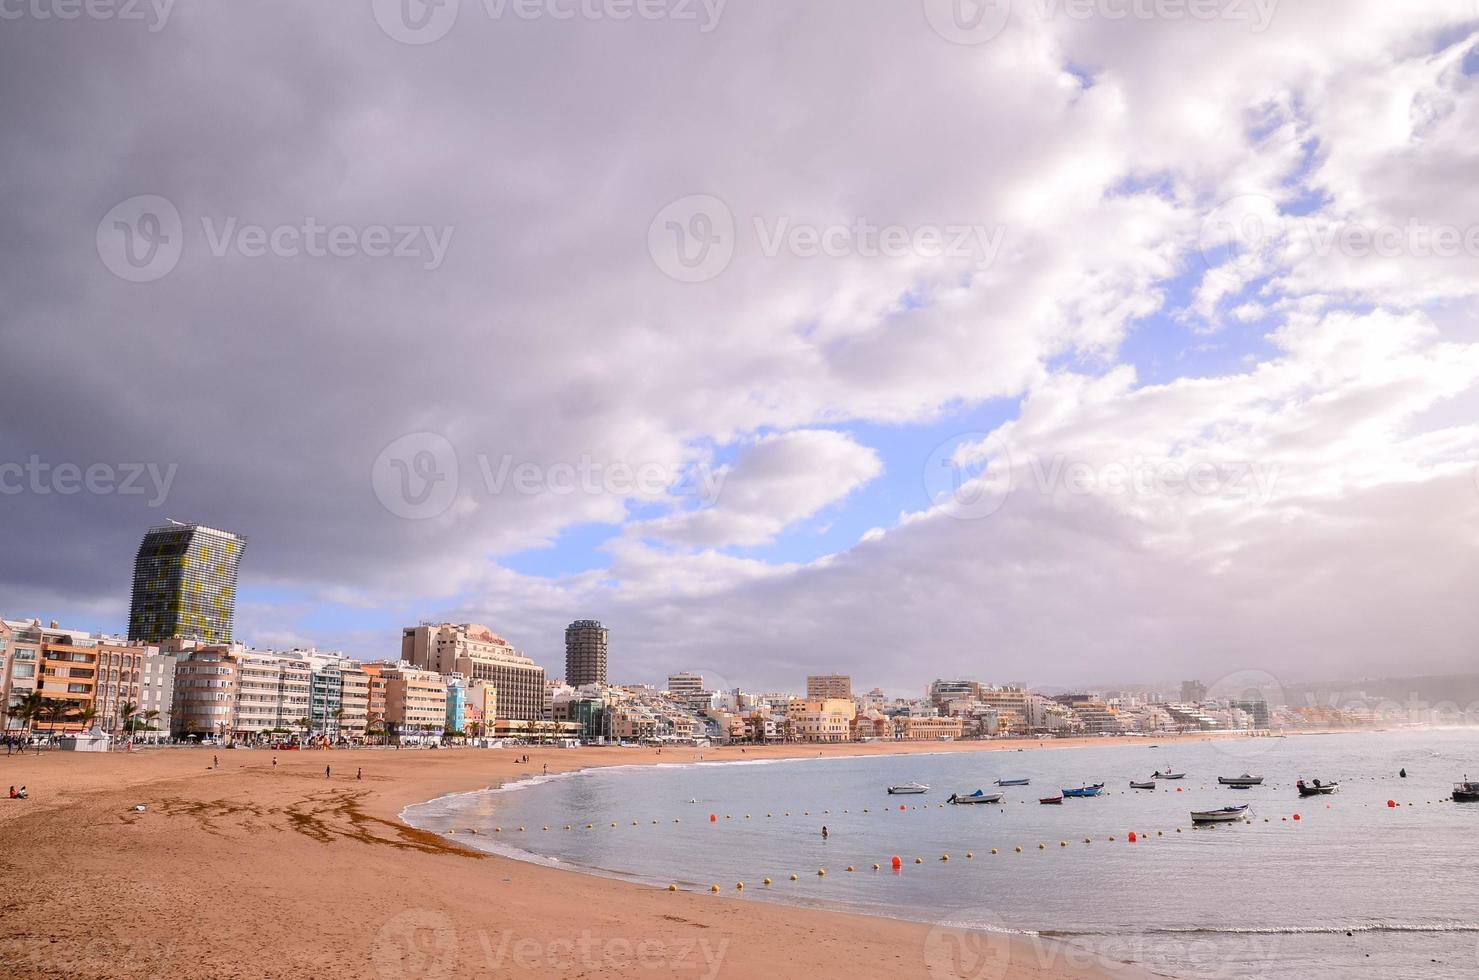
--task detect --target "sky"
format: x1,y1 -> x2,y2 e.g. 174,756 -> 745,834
2,0 -> 1478,695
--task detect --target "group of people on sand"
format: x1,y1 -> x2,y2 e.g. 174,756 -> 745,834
7,785 -> 27,799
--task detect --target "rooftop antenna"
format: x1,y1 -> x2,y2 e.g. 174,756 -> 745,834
166,518 -> 187,526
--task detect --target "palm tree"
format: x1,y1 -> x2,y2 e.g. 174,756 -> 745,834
331,707 -> 346,742
73,704 -> 98,732
9,691 -> 44,738
117,700 -> 139,740
37,698 -> 73,742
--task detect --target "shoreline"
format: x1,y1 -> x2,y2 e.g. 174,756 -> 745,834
0,731 -> 1314,979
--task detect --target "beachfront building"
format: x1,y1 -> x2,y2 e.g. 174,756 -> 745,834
445,675 -> 468,734
172,645 -> 242,739
0,620 -> 149,735
339,662 -> 370,741
564,619 -> 608,687
896,715 -> 965,740
787,698 -> 856,742
137,650 -> 178,739
234,649 -> 296,738
383,664 -> 448,744
806,674 -> 852,701
127,522 -> 246,645
465,681 -> 497,737
402,623 -> 545,721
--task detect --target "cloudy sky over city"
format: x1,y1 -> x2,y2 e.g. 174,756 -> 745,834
2,0 -> 1478,692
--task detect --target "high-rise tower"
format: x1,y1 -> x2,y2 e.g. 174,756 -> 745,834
127,522 -> 246,644
564,619 -> 609,687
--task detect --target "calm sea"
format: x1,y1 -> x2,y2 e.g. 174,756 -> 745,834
403,730 -> 1479,979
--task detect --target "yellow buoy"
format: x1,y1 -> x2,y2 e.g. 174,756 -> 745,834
1014,846 -> 1022,853
1060,841 -> 1067,847
763,877 -> 772,885
736,882 -> 744,890
966,852 -> 974,859
494,827 -> 501,833
586,824 -> 593,829
914,857 -> 923,864
872,863 -> 881,870
790,873 -> 798,881
990,848 -> 998,855
818,868 -> 826,876
847,865 -> 855,872
668,884 -> 677,892
1038,843 -> 1046,850
710,884 -> 720,893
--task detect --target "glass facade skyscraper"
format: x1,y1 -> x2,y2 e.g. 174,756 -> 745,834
127,522 -> 246,645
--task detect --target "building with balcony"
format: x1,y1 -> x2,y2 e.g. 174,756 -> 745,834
127,522 -> 246,645
402,624 -> 545,721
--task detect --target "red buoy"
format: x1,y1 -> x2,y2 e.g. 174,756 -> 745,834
891,855 -> 902,870
709,813 -> 717,822
1292,813 -> 1301,821
1127,831 -> 1137,842
1386,799 -> 1397,808
898,804 -> 906,811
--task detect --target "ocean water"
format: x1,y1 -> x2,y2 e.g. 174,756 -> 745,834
403,730 -> 1479,979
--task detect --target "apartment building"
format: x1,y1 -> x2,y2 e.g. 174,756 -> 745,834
896,715 -> 965,740
787,698 -> 857,743
382,664 -> 448,742
402,624 -> 545,721
138,650 -> 178,738
806,675 -> 852,701
172,645 -> 241,738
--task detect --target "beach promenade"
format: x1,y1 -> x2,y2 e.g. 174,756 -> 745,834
0,738 -> 1199,979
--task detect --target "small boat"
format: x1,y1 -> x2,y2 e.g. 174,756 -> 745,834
1296,779 -> 1338,797
1129,780 -> 1157,790
948,789 -> 1003,805
1061,784 -> 1105,798
1191,805 -> 1249,824
1453,781 -> 1479,802
1039,795 -> 1063,805
995,778 -> 1030,786
887,782 -> 929,795
1217,774 -> 1264,787
1152,770 -> 1186,780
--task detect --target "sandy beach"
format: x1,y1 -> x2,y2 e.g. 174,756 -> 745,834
0,736 -> 1228,979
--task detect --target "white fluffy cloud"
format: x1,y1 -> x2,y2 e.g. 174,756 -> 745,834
3,1 -> 1478,689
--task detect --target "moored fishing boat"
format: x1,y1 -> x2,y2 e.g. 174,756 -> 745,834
1217,774 -> 1264,787
1039,795 -> 1063,805
1129,780 -> 1157,790
887,782 -> 929,795
1453,780 -> 1479,802
1296,779 -> 1338,797
947,789 -> 1003,805
1191,805 -> 1249,824
1152,770 -> 1185,779
1061,784 -> 1105,798
994,778 -> 1030,786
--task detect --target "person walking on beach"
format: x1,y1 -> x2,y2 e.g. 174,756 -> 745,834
213,755 -> 219,769
325,765 -> 331,779
356,768 -> 362,780
543,763 -> 548,775
272,755 -> 277,769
